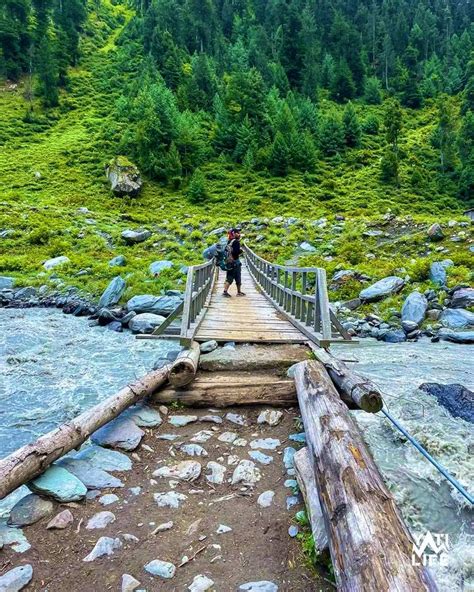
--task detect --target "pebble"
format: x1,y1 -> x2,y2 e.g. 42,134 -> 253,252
157,434 -> 179,440
191,430 -> 214,443
168,415 -> 198,427
86,511 -> 116,530
99,494 -> 119,506
153,461 -> 201,481
248,451 -> 273,465
257,491 -> 275,508
227,455 -> 240,466
216,524 -> 232,534
46,509 -> 74,530
200,415 -> 223,424
121,574 -> 141,592
83,536 -> 122,562
129,487 -> 141,496
249,438 -> 280,450
289,433 -> 306,444
123,534 -> 139,542
286,496 -> 299,510
218,432 -> 238,443
180,444 -> 208,457
231,460 -> 261,486
233,438 -> 247,447
153,521 -> 173,533
144,559 -> 176,579
0,564 -> 33,591
188,575 -> 214,591
200,340 -> 218,353
206,462 -> 226,484
288,525 -> 299,537
153,491 -> 187,509
284,479 -> 298,490
225,412 -> 247,426
283,447 -> 296,472
159,405 -> 168,415
239,582 -> 278,592
257,410 -> 283,426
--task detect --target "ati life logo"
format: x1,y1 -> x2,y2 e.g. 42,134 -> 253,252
412,532 -> 450,567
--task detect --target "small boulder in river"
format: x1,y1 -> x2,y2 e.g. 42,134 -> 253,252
439,308 -> 474,329
43,256 -> 70,270
126,294 -> 182,316
438,329 -> 474,344
359,276 -> 405,302
8,494 -> 53,527
28,466 -> 87,502
106,157 -> 142,197
149,260 -> 173,276
401,291 -> 427,331
450,287 -> 474,309
98,276 -> 126,308
129,312 -> 165,334
121,229 -> 151,245
381,329 -> 406,343
419,383 -> 473,423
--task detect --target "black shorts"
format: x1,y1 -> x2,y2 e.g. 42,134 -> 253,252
226,260 -> 242,285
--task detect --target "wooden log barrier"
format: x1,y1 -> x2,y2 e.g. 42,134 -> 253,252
293,447 -> 329,554
310,345 -> 383,412
169,341 -> 200,388
294,361 -> 437,592
0,365 -> 171,500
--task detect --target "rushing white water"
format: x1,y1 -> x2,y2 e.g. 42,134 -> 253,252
0,309 -> 472,589
332,339 -> 473,591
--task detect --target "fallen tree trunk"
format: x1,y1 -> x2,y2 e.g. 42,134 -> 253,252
169,341 -> 200,388
293,447 -> 329,554
154,371 -> 296,407
0,366 -> 171,500
294,361 -> 437,592
310,345 -> 383,412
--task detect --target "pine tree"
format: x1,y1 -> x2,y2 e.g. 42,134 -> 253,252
35,36 -> 59,107
164,142 -> 183,188
331,59 -> 355,102
318,115 -> 345,156
342,102 -> 361,147
292,132 -> 316,172
458,111 -> 474,199
462,54 -> 474,115
380,147 -> 399,183
381,99 -> 403,183
431,96 -> 457,172
363,77 -> 382,104
187,168 -> 207,203
268,131 -> 290,176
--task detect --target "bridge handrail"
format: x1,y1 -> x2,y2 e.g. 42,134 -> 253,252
180,258 -> 217,345
243,243 -> 350,346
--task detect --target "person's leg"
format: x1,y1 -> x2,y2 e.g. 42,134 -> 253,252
235,263 -> 245,296
223,268 -> 234,296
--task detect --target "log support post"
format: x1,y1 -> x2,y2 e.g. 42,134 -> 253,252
169,341 -> 200,388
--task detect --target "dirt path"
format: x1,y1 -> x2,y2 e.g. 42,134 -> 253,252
1,405 -> 333,591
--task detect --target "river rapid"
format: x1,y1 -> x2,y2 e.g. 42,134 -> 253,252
0,308 -> 472,590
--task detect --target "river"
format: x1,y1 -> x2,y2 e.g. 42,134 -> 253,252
0,308 -> 472,589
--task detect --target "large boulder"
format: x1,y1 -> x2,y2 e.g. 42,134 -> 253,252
419,383 -> 473,423
43,256 -> 70,270
28,466 -> 87,502
438,329 -> 474,344
0,276 -> 14,290
126,294 -> 181,316
98,276 -> 126,308
439,308 -> 474,329
106,157 -> 142,197
359,276 -> 405,302
121,229 -> 151,245
149,260 -> 173,276
429,260 -> 453,287
129,312 -> 165,334
401,291 -> 427,330
450,287 -> 474,309
380,329 -> 406,343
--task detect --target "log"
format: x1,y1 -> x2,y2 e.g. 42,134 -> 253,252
294,361 -> 437,592
293,447 -> 329,554
0,366 -> 170,500
154,371 -> 296,407
310,345 -> 383,412
169,341 -> 200,388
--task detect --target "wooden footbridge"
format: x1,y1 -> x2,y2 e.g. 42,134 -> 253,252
0,244 -> 438,592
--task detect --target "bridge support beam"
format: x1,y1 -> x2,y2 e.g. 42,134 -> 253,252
169,341 -> 201,388
294,361 -> 437,592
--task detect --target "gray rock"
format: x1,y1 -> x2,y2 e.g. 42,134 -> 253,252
109,255 -> 127,267
153,461 -> 201,481
83,536 -> 122,562
124,404 -> 162,427
98,276 -> 126,308
257,409 -> 283,426
168,415 -> 198,427
57,459 -> 124,489
200,415 -> 222,424
8,494 -> 53,527
438,329 -> 474,344
420,383 -> 473,423
43,256 -> 70,270
299,241 -> 317,253
257,490 -> 275,508
283,447 -> 296,471
206,461 -> 226,484
288,525 -> 299,537
249,438 -> 280,450
74,446 -> 132,472
360,276 -> 405,302
0,565 -> 33,592
381,329 -> 406,343
180,444 -> 208,457
217,431 -> 237,443
216,524 -> 232,534
429,260 -> 452,286
126,294 -> 182,316
341,298 -> 361,311
153,491 -> 187,509
239,582 -> 278,592
149,260 -> 173,276
248,451 -> 274,465
86,511 -> 116,530
401,320 -> 418,333
0,276 -> 14,290
451,287 -> 474,309
106,157 -> 142,197
28,466 -> 87,502
46,509 -> 74,530
121,574 -> 141,592
209,226 -> 226,236
129,313 -> 165,334
401,291 -> 427,329
427,223 -> 444,241
144,559 -> 176,579
99,494 -> 120,506
0,521 -> 31,553
231,460 -> 261,486
92,418 -> 144,451
226,412 -> 247,426
439,308 -> 474,329
121,229 -> 151,245
200,340 -> 218,354
188,574 -> 214,592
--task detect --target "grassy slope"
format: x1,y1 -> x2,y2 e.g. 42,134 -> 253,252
0,1 -> 472,318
